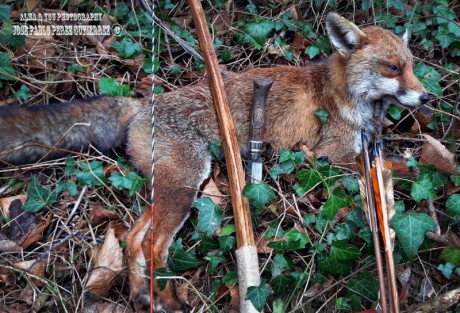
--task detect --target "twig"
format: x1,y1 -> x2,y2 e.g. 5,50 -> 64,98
426,198 -> 441,235
382,135 -> 460,146
139,0 -> 204,62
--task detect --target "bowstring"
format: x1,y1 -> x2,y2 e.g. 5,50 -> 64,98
149,0 -> 156,312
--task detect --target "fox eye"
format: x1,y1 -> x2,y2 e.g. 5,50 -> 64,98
387,64 -> 400,74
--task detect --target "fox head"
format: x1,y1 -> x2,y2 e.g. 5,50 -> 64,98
325,13 -> 429,111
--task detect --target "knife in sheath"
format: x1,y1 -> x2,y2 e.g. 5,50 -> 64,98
248,78 -> 273,183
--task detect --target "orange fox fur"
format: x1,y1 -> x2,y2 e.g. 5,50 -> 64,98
0,13 -> 428,312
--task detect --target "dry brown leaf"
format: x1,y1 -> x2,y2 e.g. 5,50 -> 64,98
79,303 -> 134,313
228,285 -> 240,312
0,195 -> 27,218
19,214 -> 53,249
13,259 -> 46,287
0,304 -> 26,313
414,106 -> 433,131
86,226 -> 123,297
255,231 -> 274,254
300,145 -> 315,164
212,11 -> 231,35
0,268 -> 15,289
0,240 -> 21,252
24,33 -> 56,70
201,177 -> 224,206
303,278 -> 333,298
90,205 -> 119,226
420,134 -> 458,175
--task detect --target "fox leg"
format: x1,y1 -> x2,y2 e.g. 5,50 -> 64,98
127,136 -> 211,312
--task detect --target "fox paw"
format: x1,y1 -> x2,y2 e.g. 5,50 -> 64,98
130,284 -> 192,313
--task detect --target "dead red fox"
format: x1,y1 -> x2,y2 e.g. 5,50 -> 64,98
0,13 -> 428,312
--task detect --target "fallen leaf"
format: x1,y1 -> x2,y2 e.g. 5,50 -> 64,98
86,226 -> 123,297
79,303 -> 134,313
414,106 -> 433,131
420,134 -> 458,175
13,259 -> 46,286
416,277 -> 435,301
0,304 -> 24,313
201,177 -> 224,207
0,240 -> 21,252
23,33 -> 56,71
0,195 -> 27,218
255,231 -> 274,254
303,278 -> 333,298
0,268 -> 16,290
8,199 -> 38,243
212,11 -> 231,34
90,205 -> 119,226
19,214 -> 53,249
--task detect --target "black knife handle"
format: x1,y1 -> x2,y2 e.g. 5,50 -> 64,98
250,78 -> 273,143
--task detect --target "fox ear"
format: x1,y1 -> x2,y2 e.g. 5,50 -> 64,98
326,13 -> 367,57
401,29 -> 409,46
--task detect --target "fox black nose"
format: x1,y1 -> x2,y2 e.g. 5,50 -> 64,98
419,93 -> 430,104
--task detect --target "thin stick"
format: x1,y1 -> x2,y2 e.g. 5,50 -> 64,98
187,1 -> 260,312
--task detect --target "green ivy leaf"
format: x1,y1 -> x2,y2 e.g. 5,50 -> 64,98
272,299 -> 285,313
219,224 -> 236,236
197,235 -> 219,254
411,174 -> 436,202
75,160 -> 107,186
390,212 -> 436,259
99,78 -> 130,96
438,263 -> 455,279
347,272 -> 379,302
222,271 -> 238,286
243,182 -> 275,210
330,240 -> 361,262
295,169 -> 322,194
154,268 -> 177,290
168,239 -> 203,271
286,229 -> 310,251
440,247 -> 460,266
450,175 -> 460,186
218,235 -> 236,252
0,52 -> 16,80
314,110 -> 329,124
318,256 -> 351,275
446,194 -> 460,219
111,38 -> 142,59
305,46 -> 320,58
387,106 -> 401,120
268,240 -> 290,254
246,283 -> 273,311
193,197 -> 223,236
204,251 -> 227,274
270,254 -> 288,279
23,177 -> 57,212
270,274 -> 295,295
0,4 -> 10,20
0,20 -> 25,48
322,187 -> 352,220
14,84 -> 30,101
109,172 -> 148,196
342,175 -> 359,194
68,64 -> 84,73
414,64 -> 442,96
435,27 -> 455,48
56,180 -> 79,197
245,18 -> 275,46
